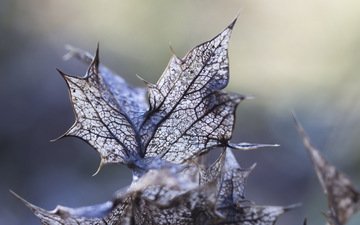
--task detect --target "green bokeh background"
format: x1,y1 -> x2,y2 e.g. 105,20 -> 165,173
1,1 -> 360,224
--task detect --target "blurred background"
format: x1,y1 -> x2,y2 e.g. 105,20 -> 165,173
1,0 -> 360,224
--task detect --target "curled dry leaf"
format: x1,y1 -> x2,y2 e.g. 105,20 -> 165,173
13,18 -> 293,225
13,150 -> 294,225
59,20 -> 245,170
57,18 -> 276,172
293,114 -> 360,225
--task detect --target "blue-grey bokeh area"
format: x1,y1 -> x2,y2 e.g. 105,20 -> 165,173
1,1 -> 360,224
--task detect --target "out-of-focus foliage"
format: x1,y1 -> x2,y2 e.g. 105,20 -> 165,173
294,115 -> 360,225
1,1 -> 360,225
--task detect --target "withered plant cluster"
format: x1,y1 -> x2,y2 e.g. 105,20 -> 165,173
14,19 -> 360,225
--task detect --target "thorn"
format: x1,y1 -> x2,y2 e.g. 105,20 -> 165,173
291,111 -> 311,142
291,111 -> 300,127
240,94 -> 255,100
51,124 -> 75,143
235,10 -> 242,22
227,16 -> 238,30
56,68 -> 67,77
9,189 -> 22,201
249,163 -> 257,171
94,43 -> 100,69
50,133 -> 66,142
169,42 -> 175,54
291,112 -> 312,150
92,159 -> 105,176
56,68 -> 80,80
284,203 -> 302,211
168,44 -> 183,62
9,190 -> 36,210
87,43 -> 100,76
228,142 -> 280,151
136,74 -> 153,86
50,131 -> 68,143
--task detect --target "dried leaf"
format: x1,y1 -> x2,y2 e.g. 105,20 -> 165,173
141,19 -> 242,162
11,190 -> 132,225
58,46 -> 146,165
293,114 -> 360,225
59,19 -> 252,171
63,44 -> 148,126
215,149 -> 256,209
198,147 -> 294,225
132,183 -> 218,225
199,149 -> 227,185
15,18 -> 293,225
220,204 -> 298,225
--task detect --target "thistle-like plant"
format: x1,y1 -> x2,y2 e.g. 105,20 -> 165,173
14,18 -> 360,225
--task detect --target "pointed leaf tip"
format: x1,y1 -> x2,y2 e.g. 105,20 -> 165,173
241,94 -> 255,100
249,163 -> 257,171
284,203 -> 302,211
291,111 -> 309,141
168,42 -> 177,56
136,74 -> 153,86
227,17 -> 238,30
56,68 -> 66,77
49,134 -> 65,143
10,190 -> 37,212
228,142 -> 280,150
87,44 -> 100,76
92,159 -> 105,176
95,42 -> 100,67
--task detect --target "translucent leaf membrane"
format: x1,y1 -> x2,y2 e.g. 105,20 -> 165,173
58,59 -> 140,164
60,19 -> 248,167
14,153 -> 294,225
15,18 -> 295,225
